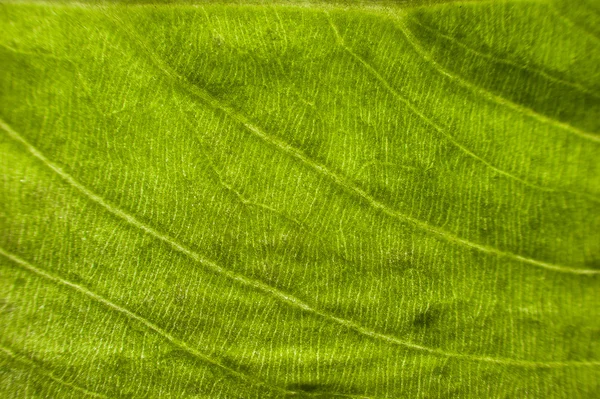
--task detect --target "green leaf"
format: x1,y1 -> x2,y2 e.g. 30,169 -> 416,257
1,0 -> 599,397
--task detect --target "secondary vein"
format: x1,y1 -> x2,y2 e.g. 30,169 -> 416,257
106,17 -> 600,276
2,119 -> 599,366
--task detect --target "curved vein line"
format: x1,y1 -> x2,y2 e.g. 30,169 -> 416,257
324,13 -> 600,204
0,251 -> 375,399
2,121 -> 600,369
0,122 -> 373,399
0,343 -> 108,398
409,17 -> 600,99
0,248 -> 293,397
105,17 -> 599,275
389,13 -> 600,143
193,127 -> 306,229
547,3 -> 600,46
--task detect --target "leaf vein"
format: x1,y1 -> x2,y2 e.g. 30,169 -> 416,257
2,120 -> 599,367
0,343 -> 109,398
325,12 -> 600,204
390,12 -> 600,142
548,3 -> 600,46
408,17 -> 600,99
0,248 -> 293,396
104,14 -> 600,275
0,248 -> 383,399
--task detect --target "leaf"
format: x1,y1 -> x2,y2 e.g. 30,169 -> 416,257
1,0 -> 599,397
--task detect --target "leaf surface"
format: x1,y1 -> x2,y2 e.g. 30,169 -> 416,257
1,0 -> 599,397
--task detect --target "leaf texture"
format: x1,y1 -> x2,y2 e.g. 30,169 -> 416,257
1,0 -> 599,398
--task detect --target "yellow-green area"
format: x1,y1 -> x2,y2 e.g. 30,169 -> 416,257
1,0 -> 599,397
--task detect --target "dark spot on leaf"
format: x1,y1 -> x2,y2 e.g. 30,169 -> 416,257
111,355 -> 133,372
527,214 -> 542,231
162,349 -> 197,363
495,275 -> 509,291
183,383 -> 202,396
66,272 -> 83,285
584,257 -> 600,270
286,383 -> 338,394
13,278 -> 26,287
432,363 -> 450,377
521,316 -> 543,328
31,378 -> 45,396
0,298 -> 16,314
287,134 -> 323,162
220,356 -> 251,375
413,307 -> 440,328
288,383 -> 320,392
